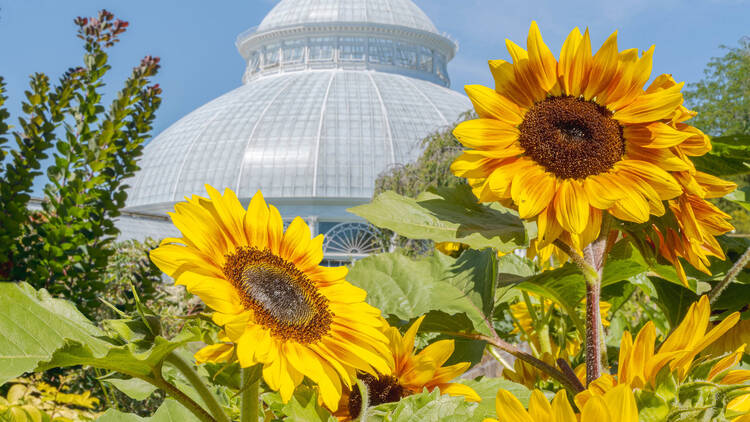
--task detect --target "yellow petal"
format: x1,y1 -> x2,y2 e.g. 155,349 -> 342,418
614,82 -> 684,124
583,31 -> 619,101
244,190 -> 270,250
554,179 -> 590,234
464,85 -> 524,125
495,389 -> 534,422
580,396 -> 612,422
559,27 -> 591,97
453,119 -> 522,156
551,390 -> 577,422
180,274 -> 244,315
624,122 -> 693,149
527,390 -> 552,421
603,385 -> 639,422
512,165 -> 557,219
526,21 -> 559,95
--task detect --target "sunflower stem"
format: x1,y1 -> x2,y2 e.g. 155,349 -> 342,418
709,245 -> 750,305
581,222 -> 611,386
149,365 -> 217,422
241,368 -> 259,422
165,353 -> 230,422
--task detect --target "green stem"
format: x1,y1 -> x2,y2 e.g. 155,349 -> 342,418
241,367 -> 259,422
148,369 -> 216,422
538,323 -> 553,356
356,378 -> 370,422
709,245 -> 750,305
166,353 -> 230,422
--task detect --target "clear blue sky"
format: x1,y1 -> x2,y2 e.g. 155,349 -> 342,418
1,0 -> 748,138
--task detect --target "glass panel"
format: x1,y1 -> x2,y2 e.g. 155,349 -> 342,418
436,53 -> 448,82
368,38 -> 393,64
282,39 -> 305,64
418,46 -> 433,72
264,43 -> 280,67
395,42 -> 417,69
309,36 -> 335,61
248,51 -> 260,72
339,36 -> 366,61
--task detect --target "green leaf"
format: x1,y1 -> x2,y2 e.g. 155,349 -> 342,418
347,250 -> 496,336
0,282 -> 107,384
726,186 -> 750,211
348,185 -> 531,252
262,387 -> 335,422
97,399 -> 198,421
458,377 -> 530,420
516,263 -> 586,334
36,327 -> 199,378
692,134 -> 750,176
104,377 -> 158,401
368,388 -> 478,422
515,241 -> 651,334
649,277 -> 700,329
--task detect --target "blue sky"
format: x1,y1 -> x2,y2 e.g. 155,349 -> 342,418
1,0 -> 748,137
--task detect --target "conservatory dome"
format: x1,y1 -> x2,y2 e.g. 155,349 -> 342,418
120,0 -> 471,262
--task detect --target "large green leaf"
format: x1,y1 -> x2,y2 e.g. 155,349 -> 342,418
368,388 -> 478,422
347,250 -> 496,336
515,241 -> 651,333
0,282 -> 108,384
0,282 -> 199,387
97,399 -> 198,421
649,277 -> 700,329
726,186 -> 750,212
458,377 -> 530,420
348,185 -> 532,252
692,134 -> 750,176
36,327 -> 199,378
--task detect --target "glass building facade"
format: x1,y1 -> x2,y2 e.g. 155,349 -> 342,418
118,0 -> 471,261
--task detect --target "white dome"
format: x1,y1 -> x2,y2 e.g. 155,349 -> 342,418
257,0 -> 439,34
125,69 -> 470,215
119,0 -> 470,252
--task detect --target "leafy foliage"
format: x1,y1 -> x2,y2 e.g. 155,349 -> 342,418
0,10 -> 162,318
349,185 -> 532,253
684,37 -> 750,137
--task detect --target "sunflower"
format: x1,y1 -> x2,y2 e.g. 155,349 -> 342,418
575,295 -> 741,407
652,192 -> 734,285
484,385 -> 638,422
450,22 -> 723,252
150,186 -> 392,410
330,316 -> 479,420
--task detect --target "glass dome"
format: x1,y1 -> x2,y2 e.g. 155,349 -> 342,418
257,0 -> 439,34
119,0 -> 471,252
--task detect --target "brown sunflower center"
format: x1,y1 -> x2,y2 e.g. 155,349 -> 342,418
223,247 -> 332,343
348,373 -> 404,418
518,96 -> 624,179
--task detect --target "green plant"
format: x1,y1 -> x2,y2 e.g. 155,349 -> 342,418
0,10 -> 162,317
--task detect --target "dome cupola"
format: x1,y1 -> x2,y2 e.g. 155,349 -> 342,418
236,0 -> 457,86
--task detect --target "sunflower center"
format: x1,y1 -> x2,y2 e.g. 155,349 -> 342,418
518,96 -> 624,179
223,247 -> 332,343
348,373 -> 404,418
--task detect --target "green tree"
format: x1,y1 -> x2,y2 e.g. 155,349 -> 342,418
0,10 -> 162,316
684,37 -> 750,136
684,37 -> 750,233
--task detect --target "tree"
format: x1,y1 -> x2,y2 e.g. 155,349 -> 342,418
684,37 -> 750,137
684,37 -> 750,233
0,10 -> 162,316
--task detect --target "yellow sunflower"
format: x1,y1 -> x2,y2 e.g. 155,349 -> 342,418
575,296 -> 741,407
484,385 -> 638,422
150,186 -> 393,410
330,316 -> 479,420
653,192 -> 734,285
450,22 -> 716,252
